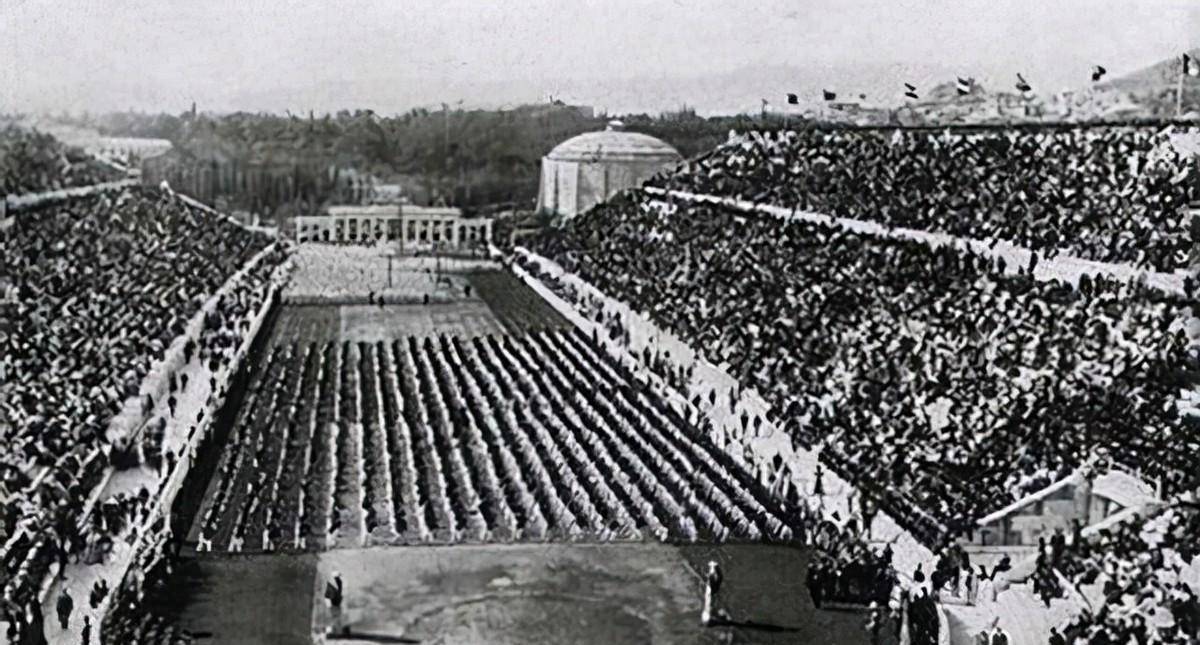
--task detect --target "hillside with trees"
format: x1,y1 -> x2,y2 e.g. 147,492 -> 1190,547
68,106 -> 797,223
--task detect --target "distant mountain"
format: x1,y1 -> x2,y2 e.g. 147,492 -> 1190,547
218,62 -> 1033,118
549,63 -> 977,116
922,79 -> 995,103
1084,48 -> 1200,118
93,55 -> 1200,120
587,63 -> 1060,116
1099,48 -> 1200,91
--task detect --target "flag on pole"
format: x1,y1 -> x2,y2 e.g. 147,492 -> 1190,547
956,77 -> 973,95
822,90 -> 837,101
1015,73 -> 1032,93
786,93 -> 799,105
904,83 -> 919,100
1091,65 -> 1107,82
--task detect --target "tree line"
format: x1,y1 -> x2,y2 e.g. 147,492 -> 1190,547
69,106 -> 800,223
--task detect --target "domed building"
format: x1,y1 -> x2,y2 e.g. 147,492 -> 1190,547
537,120 -> 682,218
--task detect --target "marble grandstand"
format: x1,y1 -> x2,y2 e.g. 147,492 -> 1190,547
4,117 -> 1200,645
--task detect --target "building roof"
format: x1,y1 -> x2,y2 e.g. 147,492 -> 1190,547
402,205 -> 463,217
325,204 -> 467,218
546,120 -> 682,163
1091,469 -> 1158,510
327,204 -> 400,217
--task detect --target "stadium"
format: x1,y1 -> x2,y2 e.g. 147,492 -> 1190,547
3,5 -> 1200,645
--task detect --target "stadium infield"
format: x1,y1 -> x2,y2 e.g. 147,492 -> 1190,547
163,259 -> 883,644
148,544 -> 885,645
270,269 -> 570,344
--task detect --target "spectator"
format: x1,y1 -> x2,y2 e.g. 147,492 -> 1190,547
55,589 -> 72,630
647,126 -> 1198,272
527,192 -> 1198,545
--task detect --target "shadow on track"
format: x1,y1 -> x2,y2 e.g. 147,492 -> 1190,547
327,631 -> 421,643
710,617 -> 803,634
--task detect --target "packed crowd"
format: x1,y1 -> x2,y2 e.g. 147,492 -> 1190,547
518,254 -> 904,610
1,186 -> 285,638
532,128 -> 1200,641
283,244 -> 494,305
100,524 -> 196,645
806,518 -> 896,608
647,126 -> 1200,272
1045,506 -> 1200,644
1,124 -> 123,197
804,517 -> 958,642
529,194 -> 1200,545
3,258 -> 283,641
194,329 -> 804,552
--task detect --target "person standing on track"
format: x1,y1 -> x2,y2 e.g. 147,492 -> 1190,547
55,589 -> 73,631
325,571 -> 346,636
701,560 -> 723,626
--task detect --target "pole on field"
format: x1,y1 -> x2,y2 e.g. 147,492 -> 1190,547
1177,69 -> 1185,118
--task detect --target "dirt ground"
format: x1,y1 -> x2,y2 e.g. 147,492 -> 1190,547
153,543 -> 883,645
311,543 -> 877,645
283,247 -> 497,305
267,270 -> 568,344
147,553 -> 318,645
268,302 -> 506,344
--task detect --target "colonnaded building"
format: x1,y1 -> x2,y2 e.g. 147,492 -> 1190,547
293,203 -> 494,248
537,120 -> 682,218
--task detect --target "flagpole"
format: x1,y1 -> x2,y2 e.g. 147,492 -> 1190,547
1177,67 -> 1185,118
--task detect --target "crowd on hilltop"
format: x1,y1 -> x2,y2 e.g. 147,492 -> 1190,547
647,126 -> 1200,273
529,194 -> 1200,546
0,185 -> 286,639
1,124 -> 124,197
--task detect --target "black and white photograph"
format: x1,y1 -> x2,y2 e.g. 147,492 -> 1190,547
1,1 -> 1199,643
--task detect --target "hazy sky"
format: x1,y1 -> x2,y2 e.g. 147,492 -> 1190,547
2,0 -> 1197,115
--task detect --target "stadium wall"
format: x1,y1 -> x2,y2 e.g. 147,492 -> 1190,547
37,242 -> 292,641
106,240 -> 290,445
169,291 -> 285,550
936,602 -> 951,645
641,187 -> 1192,298
2,184 -> 287,560
82,269 -> 285,636
3,179 -> 137,212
